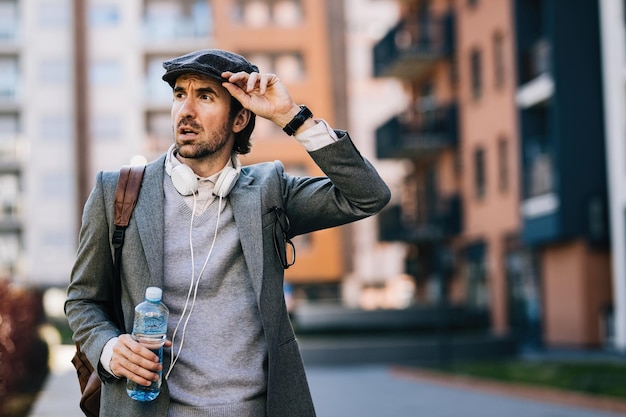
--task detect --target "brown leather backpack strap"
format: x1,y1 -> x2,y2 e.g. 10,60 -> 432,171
111,164 -> 145,329
114,165 -> 145,227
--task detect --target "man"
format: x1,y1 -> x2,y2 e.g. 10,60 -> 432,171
65,49 -> 390,417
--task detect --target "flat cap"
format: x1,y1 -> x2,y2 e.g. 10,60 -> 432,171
162,49 -> 259,87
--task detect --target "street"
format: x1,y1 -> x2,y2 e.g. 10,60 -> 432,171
29,344 -> 626,417
307,365 -> 626,417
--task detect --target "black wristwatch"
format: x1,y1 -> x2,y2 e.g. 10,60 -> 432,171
282,105 -> 313,136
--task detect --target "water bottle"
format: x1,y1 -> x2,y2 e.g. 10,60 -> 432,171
126,287 -> 169,401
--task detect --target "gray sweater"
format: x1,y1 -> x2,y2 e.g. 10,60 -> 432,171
162,178 -> 267,416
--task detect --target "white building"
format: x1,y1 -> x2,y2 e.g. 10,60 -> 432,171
599,0 -> 626,351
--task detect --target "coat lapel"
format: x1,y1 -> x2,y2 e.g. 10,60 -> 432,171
134,158 -> 166,288
229,174 -> 264,304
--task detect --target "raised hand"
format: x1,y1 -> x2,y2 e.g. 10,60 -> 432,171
221,71 -> 304,130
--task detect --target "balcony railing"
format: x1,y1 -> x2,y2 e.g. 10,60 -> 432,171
378,195 -> 462,243
373,12 -> 455,79
376,104 -> 458,160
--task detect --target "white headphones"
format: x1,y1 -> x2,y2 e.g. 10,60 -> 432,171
165,144 -> 241,197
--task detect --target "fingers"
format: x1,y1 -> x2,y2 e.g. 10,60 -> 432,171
222,71 -> 279,94
110,334 -> 162,386
221,70 -> 295,124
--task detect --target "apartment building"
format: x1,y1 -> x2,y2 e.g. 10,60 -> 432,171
1,0 -> 385,303
373,0 -> 466,313
374,0 -> 612,349
514,0 -> 610,348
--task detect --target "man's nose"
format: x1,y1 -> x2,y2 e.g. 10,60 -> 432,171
178,97 -> 196,117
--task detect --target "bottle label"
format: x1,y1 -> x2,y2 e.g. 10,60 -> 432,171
132,333 -> 166,350
133,311 -> 167,334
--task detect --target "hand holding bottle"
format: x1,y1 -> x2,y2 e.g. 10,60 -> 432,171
110,334 -> 171,387
121,287 -> 170,401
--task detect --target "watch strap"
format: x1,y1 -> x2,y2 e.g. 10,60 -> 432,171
283,105 -> 313,136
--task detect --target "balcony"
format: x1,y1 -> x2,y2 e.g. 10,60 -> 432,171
373,12 -> 455,80
378,195 -> 462,243
376,104 -> 458,160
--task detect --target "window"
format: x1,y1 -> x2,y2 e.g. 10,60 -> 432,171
0,0 -> 18,39
39,116 -> 71,142
89,3 -> 121,27
464,242 -> 488,309
240,1 -> 270,26
623,0 -> 626,61
274,0 -> 301,26
0,55 -> 18,99
90,60 -> 122,85
498,137 -> 509,192
92,115 -> 122,141
39,58 -> 70,84
232,0 -> 302,27
524,135 -> 554,198
0,113 -> 19,159
146,111 -> 172,152
245,52 -> 305,83
506,245 -> 542,347
470,48 -> 482,99
0,113 -> 18,133
0,232 -> 20,273
474,147 -> 486,198
40,171 -> 72,199
0,173 -> 19,217
274,54 -> 304,83
41,230 -> 74,250
493,32 -> 505,89
145,55 -> 172,100
38,0 -> 71,28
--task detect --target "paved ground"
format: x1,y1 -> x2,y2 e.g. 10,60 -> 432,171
28,345 -> 84,417
29,344 -> 626,417
307,365 -> 626,417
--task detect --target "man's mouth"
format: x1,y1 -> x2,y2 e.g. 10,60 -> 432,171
177,125 -> 203,137
177,119 -> 202,136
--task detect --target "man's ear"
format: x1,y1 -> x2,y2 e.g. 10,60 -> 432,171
232,109 -> 251,133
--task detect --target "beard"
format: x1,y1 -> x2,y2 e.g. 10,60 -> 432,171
174,117 -> 233,159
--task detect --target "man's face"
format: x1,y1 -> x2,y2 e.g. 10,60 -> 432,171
171,73 -> 234,160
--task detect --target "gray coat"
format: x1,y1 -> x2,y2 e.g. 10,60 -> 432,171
65,132 -> 390,417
